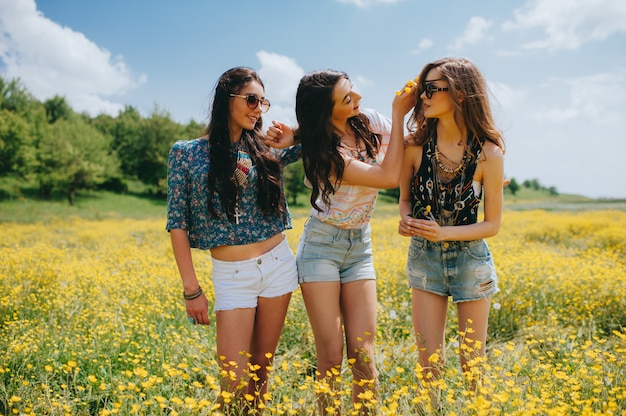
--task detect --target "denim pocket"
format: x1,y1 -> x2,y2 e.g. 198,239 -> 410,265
463,239 -> 491,260
407,238 -> 426,261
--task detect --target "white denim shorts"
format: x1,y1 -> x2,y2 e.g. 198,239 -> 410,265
211,238 -> 298,311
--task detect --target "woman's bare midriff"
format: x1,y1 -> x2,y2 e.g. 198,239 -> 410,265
209,233 -> 285,261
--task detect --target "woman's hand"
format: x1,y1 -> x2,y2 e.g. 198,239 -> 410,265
265,121 -> 295,148
185,292 -> 210,326
392,80 -> 418,117
400,216 -> 445,242
398,215 -> 415,237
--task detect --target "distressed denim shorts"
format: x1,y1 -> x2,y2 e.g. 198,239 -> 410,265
406,236 -> 499,303
296,216 -> 375,284
211,237 -> 298,311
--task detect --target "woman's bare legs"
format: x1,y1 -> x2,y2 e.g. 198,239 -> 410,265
215,292 -> 291,411
301,280 -> 378,415
301,282 -> 344,415
411,288 -> 448,410
341,280 -> 378,414
248,293 -> 292,403
457,297 -> 491,392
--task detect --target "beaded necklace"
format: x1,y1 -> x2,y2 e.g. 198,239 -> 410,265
231,143 -> 252,224
434,146 -> 468,178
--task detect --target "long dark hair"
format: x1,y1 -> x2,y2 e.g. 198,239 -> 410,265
408,57 -> 504,155
295,69 -> 381,211
205,67 -> 285,220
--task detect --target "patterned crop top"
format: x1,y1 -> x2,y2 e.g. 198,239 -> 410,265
166,137 -> 301,250
410,134 -> 483,226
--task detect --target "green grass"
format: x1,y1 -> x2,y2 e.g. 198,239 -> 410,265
0,190 -> 167,223
0,183 -> 624,224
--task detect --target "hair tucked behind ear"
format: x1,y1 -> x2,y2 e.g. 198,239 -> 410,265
295,70 -> 380,211
408,57 -> 505,155
205,67 -> 286,220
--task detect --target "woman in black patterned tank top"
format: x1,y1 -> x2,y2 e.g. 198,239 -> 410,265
397,57 -> 505,410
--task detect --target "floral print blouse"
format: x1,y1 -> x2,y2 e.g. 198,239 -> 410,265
166,137 -> 301,250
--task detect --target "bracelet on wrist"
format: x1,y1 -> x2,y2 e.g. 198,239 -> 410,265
183,287 -> 203,300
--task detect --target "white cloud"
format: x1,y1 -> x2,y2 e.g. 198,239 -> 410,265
494,71 -> 626,198
411,38 -> 433,55
256,51 -> 305,126
488,81 -> 528,111
502,0 -> 626,51
0,0 -> 145,116
335,0 -> 402,6
353,75 -> 374,89
448,17 -> 493,50
256,51 -> 304,104
531,72 -> 626,123
487,81 -> 527,132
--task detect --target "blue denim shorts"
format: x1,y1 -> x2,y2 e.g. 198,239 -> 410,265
296,216 -> 375,284
406,236 -> 499,303
211,238 -> 298,311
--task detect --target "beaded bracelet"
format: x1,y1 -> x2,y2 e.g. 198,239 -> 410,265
183,287 -> 203,300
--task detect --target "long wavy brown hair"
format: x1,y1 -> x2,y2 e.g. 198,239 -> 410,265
295,70 -> 381,211
205,67 -> 285,221
408,57 -> 505,155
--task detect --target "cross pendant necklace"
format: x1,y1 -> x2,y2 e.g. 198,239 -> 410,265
234,202 -> 243,225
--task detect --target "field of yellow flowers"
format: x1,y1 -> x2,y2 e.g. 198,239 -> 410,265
1,205 -> 625,415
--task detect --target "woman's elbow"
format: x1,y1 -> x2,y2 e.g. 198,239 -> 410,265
379,171 -> 401,189
380,179 -> 399,189
484,221 -> 501,238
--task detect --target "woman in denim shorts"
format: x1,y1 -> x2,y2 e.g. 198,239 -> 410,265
267,69 -> 416,415
398,58 -> 505,406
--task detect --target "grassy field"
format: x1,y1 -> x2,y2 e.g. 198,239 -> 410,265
1,192 -> 625,415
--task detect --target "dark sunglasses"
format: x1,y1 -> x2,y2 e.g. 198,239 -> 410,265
229,94 -> 271,113
423,82 -> 450,99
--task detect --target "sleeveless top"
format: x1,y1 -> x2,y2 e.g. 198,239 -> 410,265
410,134 -> 482,226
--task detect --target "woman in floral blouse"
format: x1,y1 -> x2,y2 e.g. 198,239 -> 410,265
166,67 -> 300,412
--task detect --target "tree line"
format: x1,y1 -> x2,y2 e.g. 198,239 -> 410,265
0,76 -> 307,205
0,75 -> 554,206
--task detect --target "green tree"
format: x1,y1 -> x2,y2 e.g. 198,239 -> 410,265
523,178 -> 541,190
100,106 -> 142,180
0,109 -> 31,177
182,119 -> 205,140
43,95 -> 73,124
135,108 -> 184,194
284,160 -> 306,206
0,77 -> 39,115
36,116 -> 119,204
507,177 -> 520,195
0,76 -> 48,182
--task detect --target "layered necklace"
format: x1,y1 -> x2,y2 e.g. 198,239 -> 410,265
434,145 -> 468,179
231,143 -> 252,224
430,137 -> 472,226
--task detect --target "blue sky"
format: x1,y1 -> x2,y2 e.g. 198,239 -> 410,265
1,0 -> 625,198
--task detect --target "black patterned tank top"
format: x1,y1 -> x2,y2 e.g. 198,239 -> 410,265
410,135 -> 482,226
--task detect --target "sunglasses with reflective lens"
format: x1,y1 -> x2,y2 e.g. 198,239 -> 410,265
229,94 -> 271,113
424,83 -> 450,99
